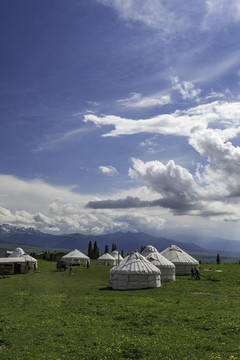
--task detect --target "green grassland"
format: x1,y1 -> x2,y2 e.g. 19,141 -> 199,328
0,261 -> 240,360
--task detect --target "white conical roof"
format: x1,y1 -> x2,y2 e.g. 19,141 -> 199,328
161,245 -> 199,265
110,250 -> 123,261
62,249 -> 90,260
110,251 -> 160,275
141,245 -> 158,257
98,252 -> 115,261
22,254 -> 37,263
146,252 -> 175,268
9,248 -> 26,257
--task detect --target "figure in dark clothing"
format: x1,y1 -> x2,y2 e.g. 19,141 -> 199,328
195,267 -> 200,280
191,267 -> 195,279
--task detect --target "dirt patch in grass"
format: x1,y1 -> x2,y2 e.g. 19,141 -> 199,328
0,342 -> 9,351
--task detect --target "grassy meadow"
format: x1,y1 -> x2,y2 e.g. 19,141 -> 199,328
0,260 -> 240,360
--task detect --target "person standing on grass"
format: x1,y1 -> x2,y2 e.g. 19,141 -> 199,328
195,267 -> 200,280
191,267 -> 195,279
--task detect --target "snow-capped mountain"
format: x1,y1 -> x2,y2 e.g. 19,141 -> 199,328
0,224 -> 41,235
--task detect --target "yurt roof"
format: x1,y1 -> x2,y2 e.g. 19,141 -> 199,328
22,254 -> 37,263
98,253 -> 115,260
141,245 -> 158,257
9,248 -> 26,257
110,251 -> 123,260
0,257 -> 27,264
62,249 -> 90,260
161,245 -> 199,265
146,252 -> 175,268
110,251 -> 160,275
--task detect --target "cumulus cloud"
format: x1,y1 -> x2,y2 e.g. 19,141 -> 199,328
99,165 -> 119,176
129,158 -> 203,213
0,175 -> 167,235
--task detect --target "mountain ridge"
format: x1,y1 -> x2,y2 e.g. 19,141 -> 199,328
0,223 -> 239,256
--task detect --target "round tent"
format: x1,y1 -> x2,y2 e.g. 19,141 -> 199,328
97,253 -> 116,266
141,245 -> 158,258
22,254 -> 38,269
9,247 -> 37,269
110,250 -> 123,265
109,251 -> 161,290
161,245 -> 199,276
146,252 -> 175,282
61,249 -> 90,265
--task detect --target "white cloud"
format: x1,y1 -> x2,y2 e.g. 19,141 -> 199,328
117,92 -> 171,108
97,0 -> 206,35
98,0 -> 240,35
170,76 -> 201,100
84,101 -> 240,138
0,174 -> 167,235
35,127 -> 91,152
99,165 -> 119,176
204,0 -> 240,28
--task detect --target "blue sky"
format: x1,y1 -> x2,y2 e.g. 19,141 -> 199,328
1,0 -> 240,241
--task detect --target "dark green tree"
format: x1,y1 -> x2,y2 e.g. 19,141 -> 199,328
88,241 -> 93,258
111,243 -> 117,251
93,241 -> 99,259
104,244 -> 109,253
216,253 -> 220,264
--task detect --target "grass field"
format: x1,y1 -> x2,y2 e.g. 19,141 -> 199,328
0,260 -> 240,360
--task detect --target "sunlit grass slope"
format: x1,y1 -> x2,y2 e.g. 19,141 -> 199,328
0,261 -> 240,360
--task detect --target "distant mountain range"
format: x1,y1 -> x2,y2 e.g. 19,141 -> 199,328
0,223 -> 239,256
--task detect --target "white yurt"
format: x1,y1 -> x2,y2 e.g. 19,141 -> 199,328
161,245 -> 199,276
146,252 -> 175,282
97,253 -> 116,266
9,247 -> 37,269
110,250 -> 123,265
9,247 -> 25,257
141,245 -> 158,258
109,251 -> 161,290
61,249 -> 90,265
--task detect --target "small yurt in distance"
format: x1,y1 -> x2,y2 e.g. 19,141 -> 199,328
110,250 -> 123,265
109,251 -> 161,290
161,245 -> 199,276
141,245 -> 158,258
146,252 -> 175,282
61,249 -> 90,265
97,253 -> 116,266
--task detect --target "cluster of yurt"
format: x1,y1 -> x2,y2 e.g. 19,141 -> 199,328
160,245 -> 199,275
97,252 -> 116,266
109,251 -> 161,290
61,249 -> 90,265
108,243 -> 199,290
